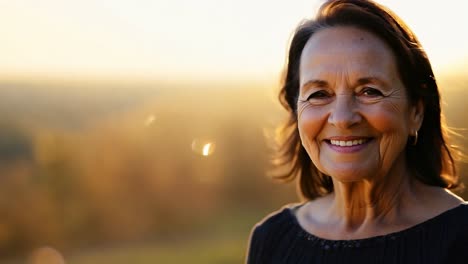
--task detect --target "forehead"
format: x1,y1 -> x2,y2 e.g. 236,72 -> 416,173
300,26 -> 398,81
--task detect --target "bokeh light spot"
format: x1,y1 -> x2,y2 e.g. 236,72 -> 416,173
191,139 -> 216,157
202,143 -> 212,156
29,246 -> 65,264
144,114 -> 156,127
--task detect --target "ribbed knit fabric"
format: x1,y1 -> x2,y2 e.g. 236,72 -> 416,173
246,203 -> 468,264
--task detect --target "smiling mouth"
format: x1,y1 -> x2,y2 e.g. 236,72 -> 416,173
327,138 -> 371,147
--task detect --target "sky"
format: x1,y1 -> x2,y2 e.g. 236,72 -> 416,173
0,0 -> 467,82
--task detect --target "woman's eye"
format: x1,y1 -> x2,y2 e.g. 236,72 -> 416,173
307,90 -> 330,100
361,87 -> 383,97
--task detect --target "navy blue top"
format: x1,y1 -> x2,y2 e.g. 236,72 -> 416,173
246,203 -> 468,263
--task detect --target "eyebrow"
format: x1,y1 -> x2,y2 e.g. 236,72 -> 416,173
301,79 -> 329,90
355,77 -> 387,87
301,76 -> 388,90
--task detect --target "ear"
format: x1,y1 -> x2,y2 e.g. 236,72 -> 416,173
409,99 -> 424,132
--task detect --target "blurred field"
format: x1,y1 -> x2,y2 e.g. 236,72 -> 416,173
4,209 -> 267,264
0,74 -> 466,263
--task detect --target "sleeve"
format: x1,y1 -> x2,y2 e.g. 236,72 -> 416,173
245,224 -> 266,264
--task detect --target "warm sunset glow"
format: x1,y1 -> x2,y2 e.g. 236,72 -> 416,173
0,1 -> 466,81
1,2 -> 467,260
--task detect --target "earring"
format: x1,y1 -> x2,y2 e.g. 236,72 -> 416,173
411,131 -> 418,146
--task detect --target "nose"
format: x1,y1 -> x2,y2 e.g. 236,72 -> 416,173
328,95 -> 361,128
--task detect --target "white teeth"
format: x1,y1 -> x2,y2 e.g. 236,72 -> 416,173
330,139 -> 366,146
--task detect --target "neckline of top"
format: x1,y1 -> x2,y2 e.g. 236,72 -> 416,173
285,202 -> 467,247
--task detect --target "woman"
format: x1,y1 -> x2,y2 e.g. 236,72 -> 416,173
246,0 -> 468,263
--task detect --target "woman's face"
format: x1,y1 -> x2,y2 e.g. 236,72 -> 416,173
297,26 -> 423,182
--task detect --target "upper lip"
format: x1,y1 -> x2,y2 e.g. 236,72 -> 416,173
326,136 -> 371,141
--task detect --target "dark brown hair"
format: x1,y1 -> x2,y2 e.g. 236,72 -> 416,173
275,0 -> 460,200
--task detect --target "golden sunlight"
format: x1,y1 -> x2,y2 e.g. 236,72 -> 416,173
0,2 -> 467,263
378,0 -> 468,75
0,1 -> 466,80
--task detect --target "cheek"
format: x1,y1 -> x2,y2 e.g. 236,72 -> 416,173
365,102 -> 410,161
297,105 -> 328,154
366,102 -> 410,136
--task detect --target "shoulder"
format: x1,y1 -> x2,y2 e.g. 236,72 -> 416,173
454,202 -> 468,215
257,204 -> 297,225
246,203 -> 302,263
444,203 -> 468,263
448,203 -> 468,230
249,203 -> 299,239
440,202 -> 468,230
439,203 -> 468,245
410,185 -> 466,225
427,188 -> 468,226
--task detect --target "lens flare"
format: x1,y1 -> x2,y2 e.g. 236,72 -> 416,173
191,139 -> 216,156
202,143 -> 212,156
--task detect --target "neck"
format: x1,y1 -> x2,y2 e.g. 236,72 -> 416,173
329,163 -> 414,232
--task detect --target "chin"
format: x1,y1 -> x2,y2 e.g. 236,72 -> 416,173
331,174 -> 367,183
323,166 -> 374,183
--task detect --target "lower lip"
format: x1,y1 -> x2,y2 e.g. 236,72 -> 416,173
326,139 -> 372,153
